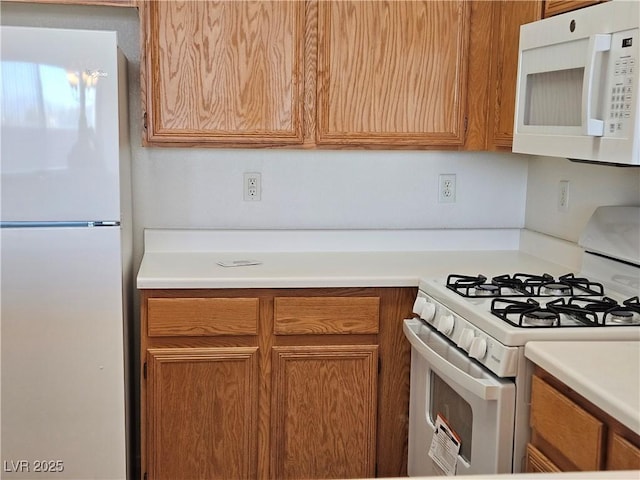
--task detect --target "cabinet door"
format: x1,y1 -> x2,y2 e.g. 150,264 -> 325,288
543,1 -> 603,17
530,375 -> 605,471
316,1 -> 470,147
271,345 -> 378,479
525,443 -> 562,473
488,1 -> 541,149
146,347 -> 259,480
142,0 -> 304,145
607,432 -> 640,471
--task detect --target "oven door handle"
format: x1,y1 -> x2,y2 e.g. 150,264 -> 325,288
403,319 -> 506,401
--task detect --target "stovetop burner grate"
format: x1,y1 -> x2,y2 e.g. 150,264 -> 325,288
490,296 -> 640,328
446,272 -> 605,298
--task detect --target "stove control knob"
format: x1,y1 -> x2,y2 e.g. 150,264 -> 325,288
437,313 -> 455,335
420,302 -> 436,322
412,297 -> 426,315
469,337 -> 488,360
457,328 -> 475,351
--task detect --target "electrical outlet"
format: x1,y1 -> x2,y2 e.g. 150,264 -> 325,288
243,172 -> 261,201
558,180 -> 569,212
438,174 -> 456,203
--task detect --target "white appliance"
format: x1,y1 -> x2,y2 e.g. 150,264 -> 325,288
513,1 -> 639,165
404,206 -> 640,476
1,26 -> 131,479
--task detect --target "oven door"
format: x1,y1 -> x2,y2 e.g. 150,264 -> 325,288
403,319 -> 516,476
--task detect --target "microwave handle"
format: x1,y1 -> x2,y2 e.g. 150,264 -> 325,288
582,34 -> 611,136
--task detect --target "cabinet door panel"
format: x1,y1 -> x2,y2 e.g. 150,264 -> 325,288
144,0 -> 304,144
271,345 -> 378,479
530,375 -> 604,471
607,432 -> 640,471
488,1 -> 541,148
146,347 -> 259,480
543,1 -> 603,17
525,443 -> 562,473
317,1 -> 469,146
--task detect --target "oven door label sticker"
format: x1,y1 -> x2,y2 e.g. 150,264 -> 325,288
429,414 -> 461,476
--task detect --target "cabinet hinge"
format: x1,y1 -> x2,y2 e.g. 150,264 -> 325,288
143,362 -> 147,380
143,112 -> 147,130
464,116 -> 468,134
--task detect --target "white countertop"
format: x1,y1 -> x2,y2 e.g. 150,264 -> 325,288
137,228 -> 580,289
525,341 -> 640,436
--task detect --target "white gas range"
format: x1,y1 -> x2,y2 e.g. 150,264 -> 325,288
404,206 -> 640,476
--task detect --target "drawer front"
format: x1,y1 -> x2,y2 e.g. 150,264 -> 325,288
147,297 -> 259,337
525,443 -> 562,473
274,296 -> 379,335
607,432 -> 640,470
530,375 -> 604,471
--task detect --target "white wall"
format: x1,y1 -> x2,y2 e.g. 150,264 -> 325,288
4,2 -> 640,256
525,156 -> 640,243
1,1 -> 531,269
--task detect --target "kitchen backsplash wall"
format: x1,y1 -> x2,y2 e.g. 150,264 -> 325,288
2,2 -> 639,262
525,156 -> 640,243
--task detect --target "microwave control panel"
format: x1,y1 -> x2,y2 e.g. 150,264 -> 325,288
607,29 -> 638,137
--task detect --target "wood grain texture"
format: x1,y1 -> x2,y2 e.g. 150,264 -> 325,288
525,443 -> 562,473
140,287 -> 413,479
375,286 -> 416,477
607,432 -> 640,471
462,0 -> 493,150
271,345 -> 378,479
274,296 -> 379,335
530,374 -> 605,471
317,0 -> 469,146
543,0 -> 604,17
146,347 -> 259,480
147,297 -> 259,336
488,0 -> 542,149
3,0 -> 136,6
145,0 -> 304,145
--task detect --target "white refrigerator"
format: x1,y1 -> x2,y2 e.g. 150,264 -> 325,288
1,26 -> 131,479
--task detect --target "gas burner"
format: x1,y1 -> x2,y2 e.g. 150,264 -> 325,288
522,273 -> 605,297
447,274 -> 530,297
541,283 -> 572,296
491,298 -> 563,328
475,284 -> 501,296
522,310 -> 559,327
567,296 -> 640,326
607,310 -> 636,324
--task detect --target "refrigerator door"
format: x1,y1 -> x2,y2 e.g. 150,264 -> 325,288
1,226 -> 126,479
0,26 -> 121,222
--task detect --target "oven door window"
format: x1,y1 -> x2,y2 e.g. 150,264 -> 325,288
429,371 -> 473,462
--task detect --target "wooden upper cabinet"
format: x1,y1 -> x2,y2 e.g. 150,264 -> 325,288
488,1 -> 542,149
142,0 -> 305,146
543,1 -> 604,18
316,1 -> 470,147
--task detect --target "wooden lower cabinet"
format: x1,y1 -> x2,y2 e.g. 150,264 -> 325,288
146,347 -> 259,480
527,369 -> 640,473
140,287 -> 416,479
271,345 -> 378,479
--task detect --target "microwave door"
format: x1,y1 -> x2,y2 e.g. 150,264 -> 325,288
512,0 -> 639,165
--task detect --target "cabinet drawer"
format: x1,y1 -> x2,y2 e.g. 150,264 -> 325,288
274,297 -> 379,335
530,375 -> 604,471
525,443 -> 562,473
147,297 -> 259,337
607,432 -> 640,470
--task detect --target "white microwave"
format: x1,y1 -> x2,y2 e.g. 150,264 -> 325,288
513,1 -> 639,166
